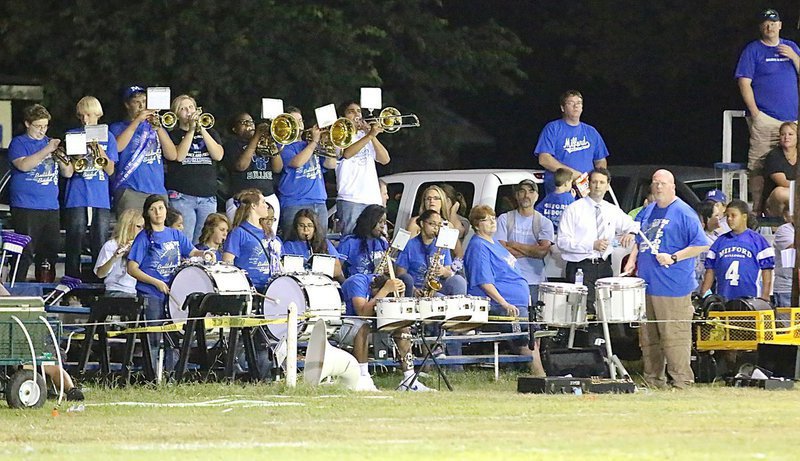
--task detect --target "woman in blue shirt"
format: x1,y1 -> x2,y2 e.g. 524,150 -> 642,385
196,213 -> 230,263
64,96 -> 118,278
283,208 -> 344,281
8,104 -> 74,282
396,209 -> 466,296
337,204 -> 390,277
127,194 -> 204,369
223,189 -> 282,293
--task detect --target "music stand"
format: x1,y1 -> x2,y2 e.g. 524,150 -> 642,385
397,319 -> 453,391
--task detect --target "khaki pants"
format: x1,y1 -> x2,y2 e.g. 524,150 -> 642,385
746,112 -> 784,172
640,294 -> 694,388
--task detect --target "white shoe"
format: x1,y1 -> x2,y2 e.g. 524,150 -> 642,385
398,377 -> 436,392
355,375 -> 380,392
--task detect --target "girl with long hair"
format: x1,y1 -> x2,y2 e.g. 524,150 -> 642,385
94,208 -> 145,297
196,213 -> 230,262
406,184 -> 466,257
223,188 -> 282,293
283,208 -> 344,281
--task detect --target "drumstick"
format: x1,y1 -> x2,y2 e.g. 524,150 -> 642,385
386,254 -> 400,297
254,291 -> 281,305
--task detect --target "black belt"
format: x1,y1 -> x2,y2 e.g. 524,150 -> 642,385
576,257 -> 610,265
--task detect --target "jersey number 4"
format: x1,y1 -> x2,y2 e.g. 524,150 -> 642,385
725,261 -> 740,287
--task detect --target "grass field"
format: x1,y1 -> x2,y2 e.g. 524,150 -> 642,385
1,371 -> 799,460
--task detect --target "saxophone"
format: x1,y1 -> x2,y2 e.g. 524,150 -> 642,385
420,247 -> 444,297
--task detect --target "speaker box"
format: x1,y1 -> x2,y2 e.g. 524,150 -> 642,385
543,348 -> 609,378
757,343 -> 800,380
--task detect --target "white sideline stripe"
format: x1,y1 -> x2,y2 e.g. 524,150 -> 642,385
117,442 -> 308,451
85,399 -> 304,408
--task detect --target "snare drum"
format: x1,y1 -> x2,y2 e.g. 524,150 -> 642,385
417,297 -> 447,321
446,296 -> 489,332
375,297 -> 418,331
442,295 -> 474,329
263,273 -> 343,340
168,263 -> 253,321
538,282 -> 588,327
595,277 -> 646,323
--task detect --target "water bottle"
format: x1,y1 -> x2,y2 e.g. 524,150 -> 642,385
575,268 -> 584,286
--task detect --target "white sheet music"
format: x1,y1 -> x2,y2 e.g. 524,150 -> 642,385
315,104 -> 337,128
84,124 -> 108,143
262,98 -> 284,119
147,87 -> 171,110
360,88 -> 382,110
65,132 -> 87,156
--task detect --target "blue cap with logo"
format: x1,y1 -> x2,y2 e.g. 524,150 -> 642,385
705,189 -> 727,203
122,85 -> 146,101
758,9 -> 780,22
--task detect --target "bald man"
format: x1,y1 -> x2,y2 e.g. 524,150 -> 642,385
623,170 -> 709,390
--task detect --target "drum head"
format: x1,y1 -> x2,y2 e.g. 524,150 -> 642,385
263,273 -> 342,341
169,265 -> 215,321
596,277 -> 645,288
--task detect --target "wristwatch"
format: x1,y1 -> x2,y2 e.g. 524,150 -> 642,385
670,254 -> 678,264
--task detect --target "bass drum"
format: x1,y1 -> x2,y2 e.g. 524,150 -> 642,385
263,273 -> 343,341
168,263 -> 253,321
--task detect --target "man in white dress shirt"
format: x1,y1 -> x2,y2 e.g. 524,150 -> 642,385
557,168 -> 637,311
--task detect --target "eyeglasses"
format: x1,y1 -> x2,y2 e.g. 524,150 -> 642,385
263,218 -> 276,223
30,123 -> 49,130
238,120 -> 255,126
424,221 -> 442,228
297,223 -> 315,229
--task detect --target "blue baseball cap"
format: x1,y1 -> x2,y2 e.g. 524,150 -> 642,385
705,189 -> 727,203
122,85 -> 146,101
758,9 -> 780,22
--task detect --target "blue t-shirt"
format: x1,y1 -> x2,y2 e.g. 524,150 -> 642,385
337,235 -> 389,278
64,128 -> 119,209
396,235 -> 453,289
341,273 -> 377,316
277,141 -> 327,207
705,229 -> 775,300
129,227 -> 194,301
282,239 -> 341,261
195,243 -> 223,263
635,199 -> 708,297
463,236 -> 529,309
734,39 -> 800,121
7,134 -> 60,210
109,120 -> 167,195
533,119 -> 609,194
223,221 -> 282,291
535,191 -> 574,231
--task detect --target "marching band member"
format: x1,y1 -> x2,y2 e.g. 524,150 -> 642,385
395,210 -> 467,296
277,107 -> 337,236
166,94 -> 224,243
63,96 -> 118,278
341,273 -> 433,391
8,104 -> 74,282
166,207 -> 184,232
94,208 -> 144,298
700,200 -> 774,301
282,209 -> 344,281
464,205 -> 546,377
127,195 -> 205,369
223,189 -> 282,294
222,112 -> 282,232
338,205 -> 415,294
335,100 -> 390,235
109,85 -> 178,216
196,213 -> 230,263
406,185 -> 465,257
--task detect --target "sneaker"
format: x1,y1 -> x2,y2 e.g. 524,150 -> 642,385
355,375 -> 380,392
66,388 -> 85,401
398,377 -> 435,392
431,346 -> 446,359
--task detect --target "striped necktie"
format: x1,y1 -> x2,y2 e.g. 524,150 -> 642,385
595,204 -> 606,239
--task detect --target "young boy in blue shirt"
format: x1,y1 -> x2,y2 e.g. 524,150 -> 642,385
535,168 -> 574,232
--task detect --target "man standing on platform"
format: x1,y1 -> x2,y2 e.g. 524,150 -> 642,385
557,168 -> 637,312
624,169 -> 709,389
533,90 -> 609,195
735,8 -> 800,215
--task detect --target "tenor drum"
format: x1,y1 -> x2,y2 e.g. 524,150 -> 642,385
442,295 -> 474,329
595,277 -> 646,323
417,297 -> 447,321
446,296 -> 489,332
375,297 -> 418,331
168,263 -> 253,321
538,282 -> 588,327
263,273 -> 343,341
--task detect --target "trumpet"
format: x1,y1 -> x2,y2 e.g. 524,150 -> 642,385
75,141 -> 109,173
305,117 -> 357,158
51,145 -> 70,165
361,106 -> 420,133
148,111 -> 178,130
255,122 -> 281,157
195,107 -> 215,132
